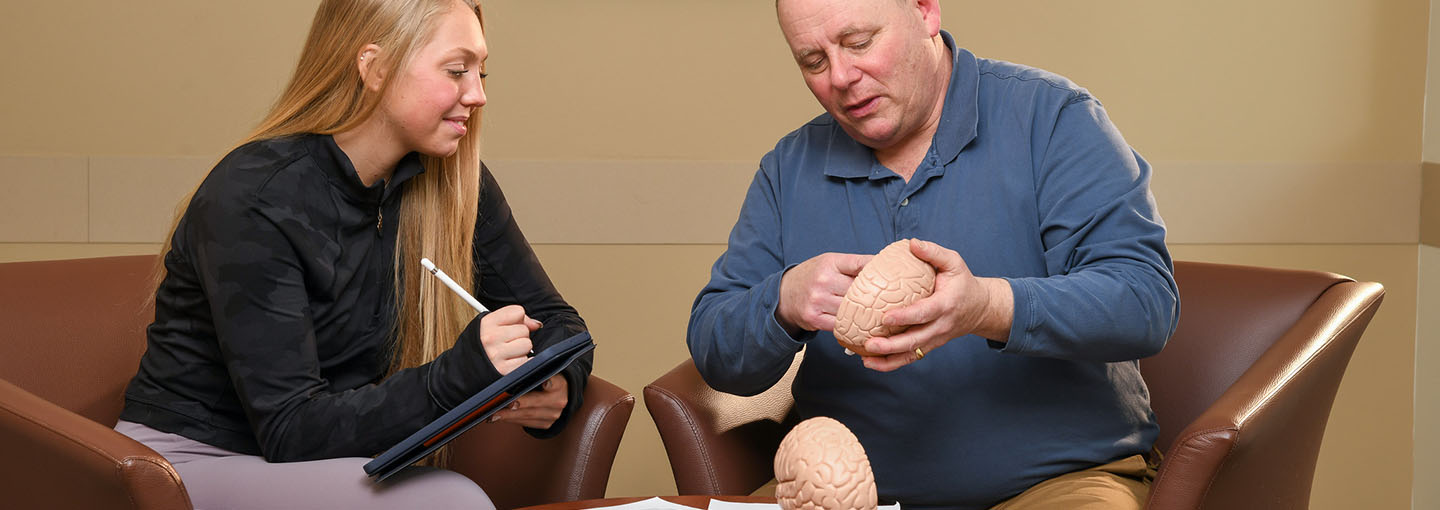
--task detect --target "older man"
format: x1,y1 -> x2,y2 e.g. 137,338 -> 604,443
686,0 -> 1179,508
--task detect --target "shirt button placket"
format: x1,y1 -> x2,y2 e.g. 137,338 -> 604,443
896,197 -> 911,238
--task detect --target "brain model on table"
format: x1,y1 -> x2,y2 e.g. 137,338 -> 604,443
833,239 -> 937,356
774,416 -> 878,510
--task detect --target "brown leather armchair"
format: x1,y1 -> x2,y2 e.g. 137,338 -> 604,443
645,261 -> 1385,509
0,255 -> 635,510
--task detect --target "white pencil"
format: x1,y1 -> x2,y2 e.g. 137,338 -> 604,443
420,258 -> 489,314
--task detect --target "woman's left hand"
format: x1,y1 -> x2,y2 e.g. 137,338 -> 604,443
488,374 -> 568,429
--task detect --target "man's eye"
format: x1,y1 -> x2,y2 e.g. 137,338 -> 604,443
849,39 -> 871,50
804,59 -> 826,72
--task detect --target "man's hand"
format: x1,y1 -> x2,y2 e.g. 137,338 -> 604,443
861,239 -> 1013,372
489,374 -> 568,429
479,305 -> 541,376
776,252 -> 874,337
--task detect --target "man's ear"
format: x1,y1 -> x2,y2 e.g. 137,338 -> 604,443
916,0 -> 942,38
356,44 -> 386,93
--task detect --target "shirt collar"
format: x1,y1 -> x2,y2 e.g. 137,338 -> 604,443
934,30 -> 979,167
822,30 -> 978,179
308,134 -> 426,203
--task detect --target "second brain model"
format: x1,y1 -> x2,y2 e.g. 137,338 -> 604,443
774,416 -> 878,510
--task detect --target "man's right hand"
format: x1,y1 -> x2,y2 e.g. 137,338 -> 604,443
776,252 -> 873,337
479,305 -> 540,375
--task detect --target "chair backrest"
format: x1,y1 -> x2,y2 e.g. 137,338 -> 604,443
647,260 -> 1385,508
0,255 -> 156,425
646,356 -> 802,496
0,255 -> 634,509
1140,261 -> 1384,510
1141,261 -> 1346,452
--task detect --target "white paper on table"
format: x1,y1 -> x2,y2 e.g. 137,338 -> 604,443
585,497 -> 700,510
706,501 -> 901,510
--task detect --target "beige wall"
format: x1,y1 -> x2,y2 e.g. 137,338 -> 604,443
1419,0 -> 1440,506
1425,163 -> 1440,246
0,1 -> 1430,508
1418,245 -> 1439,510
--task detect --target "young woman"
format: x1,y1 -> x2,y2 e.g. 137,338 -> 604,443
113,0 -> 590,508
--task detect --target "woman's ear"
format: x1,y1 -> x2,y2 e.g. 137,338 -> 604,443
356,44 -> 386,93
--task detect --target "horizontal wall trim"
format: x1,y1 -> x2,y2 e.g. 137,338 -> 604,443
0,155 -> 88,242
0,156 -> 1422,245
493,159 -> 1421,245
1150,161 -> 1419,245
488,159 -> 755,245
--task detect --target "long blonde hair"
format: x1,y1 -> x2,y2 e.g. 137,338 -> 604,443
158,0 -> 486,463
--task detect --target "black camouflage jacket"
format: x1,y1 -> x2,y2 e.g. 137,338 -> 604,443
121,134 -> 591,462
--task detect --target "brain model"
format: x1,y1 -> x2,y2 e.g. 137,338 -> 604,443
833,240 -> 936,356
774,416 -> 878,510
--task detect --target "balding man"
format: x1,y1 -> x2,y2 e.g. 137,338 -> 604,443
687,1 -> 1178,508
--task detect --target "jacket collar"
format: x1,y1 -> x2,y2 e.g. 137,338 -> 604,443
308,134 -> 426,203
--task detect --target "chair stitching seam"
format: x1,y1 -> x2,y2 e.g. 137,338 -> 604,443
0,400 -> 124,462
649,385 -> 721,494
113,461 -> 140,510
1233,289 -> 1379,426
119,456 -> 190,508
1180,426 -> 1241,506
572,395 -> 635,499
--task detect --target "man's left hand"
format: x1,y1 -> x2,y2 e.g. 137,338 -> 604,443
861,239 -> 1013,372
489,374 -> 568,429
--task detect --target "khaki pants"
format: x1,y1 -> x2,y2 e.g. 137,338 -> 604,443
990,453 -> 1158,510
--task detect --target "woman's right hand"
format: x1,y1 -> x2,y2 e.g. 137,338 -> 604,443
479,305 -> 540,375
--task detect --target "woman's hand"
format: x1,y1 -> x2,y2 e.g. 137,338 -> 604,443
479,305 -> 540,376
489,374 -> 568,429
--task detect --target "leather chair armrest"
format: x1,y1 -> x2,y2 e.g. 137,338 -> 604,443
644,359 -> 799,496
1147,281 -> 1384,510
450,375 -> 634,508
0,378 -> 191,510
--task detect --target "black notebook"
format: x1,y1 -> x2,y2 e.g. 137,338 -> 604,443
364,331 -> 595,481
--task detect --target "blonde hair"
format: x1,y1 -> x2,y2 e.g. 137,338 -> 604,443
157,0 -> 485,465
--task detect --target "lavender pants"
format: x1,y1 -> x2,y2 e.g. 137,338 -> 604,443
115,420 -> 495,510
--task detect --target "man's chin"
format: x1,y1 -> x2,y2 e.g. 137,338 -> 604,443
838,122 -> 899,150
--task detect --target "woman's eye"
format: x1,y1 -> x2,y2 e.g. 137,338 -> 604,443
448,69 -> 469,77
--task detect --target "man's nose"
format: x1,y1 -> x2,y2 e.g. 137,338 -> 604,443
828,54 -> 862,90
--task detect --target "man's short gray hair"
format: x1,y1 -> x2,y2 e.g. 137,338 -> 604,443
777,0 -> 911,8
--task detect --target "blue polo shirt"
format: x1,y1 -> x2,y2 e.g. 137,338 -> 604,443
688,31 -> 1178,509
